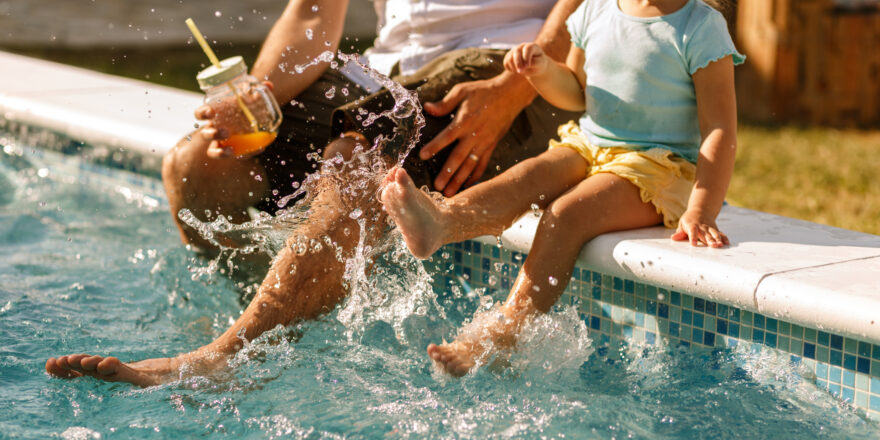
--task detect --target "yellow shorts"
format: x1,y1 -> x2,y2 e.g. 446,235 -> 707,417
549,122 -> 696,228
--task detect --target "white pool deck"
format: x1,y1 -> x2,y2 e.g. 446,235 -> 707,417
2,50 -> 879,343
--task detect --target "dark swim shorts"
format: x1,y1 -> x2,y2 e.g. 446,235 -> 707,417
254,48 -> 579,212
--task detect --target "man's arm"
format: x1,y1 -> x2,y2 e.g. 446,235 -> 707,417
251,0 -> 350,106
420,0 -> 584,196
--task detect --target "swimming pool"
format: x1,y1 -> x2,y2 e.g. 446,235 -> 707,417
3,128 -> 880,438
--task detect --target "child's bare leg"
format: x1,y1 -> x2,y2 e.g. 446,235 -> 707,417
380,147 -> 587,258
46,136 -> 382,386
428,173 -> 663,376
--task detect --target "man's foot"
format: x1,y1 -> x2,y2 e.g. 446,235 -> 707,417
45,354 -> 196,387
380,167 -> 448,259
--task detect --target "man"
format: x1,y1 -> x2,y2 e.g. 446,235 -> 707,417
45,0 -> 582,385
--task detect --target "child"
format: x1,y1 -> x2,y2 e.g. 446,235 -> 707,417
380,0 -> 744,376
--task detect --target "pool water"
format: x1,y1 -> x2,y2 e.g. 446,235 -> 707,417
2,138 -> 880,439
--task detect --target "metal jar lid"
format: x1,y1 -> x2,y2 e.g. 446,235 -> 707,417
196,56 -> 247,90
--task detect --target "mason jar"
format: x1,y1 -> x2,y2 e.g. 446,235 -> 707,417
197,56 -> 282,157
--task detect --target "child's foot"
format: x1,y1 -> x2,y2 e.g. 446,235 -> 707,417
427,341 -> 480,377
427,307 -> 521,377
45,353 -> 212,387
380,167 -> 448,259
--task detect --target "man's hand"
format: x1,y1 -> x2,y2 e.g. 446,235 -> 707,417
419,74 -> 535,196
196,81 -> 275,159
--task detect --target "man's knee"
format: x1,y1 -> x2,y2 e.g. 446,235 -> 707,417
323,131 -> 370,162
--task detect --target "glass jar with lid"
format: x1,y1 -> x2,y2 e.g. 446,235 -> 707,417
197,56 -> 282,157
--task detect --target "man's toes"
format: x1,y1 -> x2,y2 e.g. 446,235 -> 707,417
66,354 -> 88,369
96,357 -> 121,376
80,355 -> 104,371
46,358 -> 81,378
54,355 -> 71,370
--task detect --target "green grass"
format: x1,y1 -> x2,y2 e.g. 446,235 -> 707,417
3,45 -> 879,236
731,124 -> 880,235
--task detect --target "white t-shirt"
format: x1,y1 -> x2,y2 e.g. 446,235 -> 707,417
362,0 -> 556,76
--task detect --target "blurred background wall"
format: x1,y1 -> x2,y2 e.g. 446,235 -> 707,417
0,0 -> 377,47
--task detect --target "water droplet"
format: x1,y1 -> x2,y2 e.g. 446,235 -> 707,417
530,203 -> 540,217
311,5 -> 319,12
305,28 -> 313,40
548,276 -> 558,286
214,11 -> 222,17
349,208 -> 363,219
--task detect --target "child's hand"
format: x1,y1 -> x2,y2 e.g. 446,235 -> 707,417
671,210 -> 729,248
503,43 -> 549,78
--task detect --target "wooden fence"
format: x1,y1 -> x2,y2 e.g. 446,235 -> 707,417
736,0 -> 880,126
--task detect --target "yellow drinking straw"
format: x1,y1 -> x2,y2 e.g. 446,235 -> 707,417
185,18 -> 258,130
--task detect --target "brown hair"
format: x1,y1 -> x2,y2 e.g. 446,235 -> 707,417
702,0 -> 733,21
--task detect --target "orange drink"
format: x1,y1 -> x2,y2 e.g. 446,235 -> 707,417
221,131 -> 278,157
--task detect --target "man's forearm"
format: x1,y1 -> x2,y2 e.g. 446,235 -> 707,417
251,0 -> 350,105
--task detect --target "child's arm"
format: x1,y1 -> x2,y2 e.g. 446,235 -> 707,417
672,55 -> 738,248
503,43 -> 586,111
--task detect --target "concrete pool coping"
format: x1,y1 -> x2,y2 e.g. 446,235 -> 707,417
2,50 -> 879,343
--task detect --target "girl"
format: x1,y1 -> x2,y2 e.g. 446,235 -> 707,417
380,0 -> 744,376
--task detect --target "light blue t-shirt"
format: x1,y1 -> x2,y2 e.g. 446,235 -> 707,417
566,0 -> 744,163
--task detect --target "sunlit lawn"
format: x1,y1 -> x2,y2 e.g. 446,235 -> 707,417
731,124 -> 880,235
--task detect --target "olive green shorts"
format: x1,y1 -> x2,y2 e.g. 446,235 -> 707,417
255,48 -> 579,211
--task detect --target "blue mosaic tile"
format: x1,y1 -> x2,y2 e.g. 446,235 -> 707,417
728,323 -> 739,338
646,331 -> 656,345
729,308 -> 740,322
473,242 -> 481,254
873,344 -> 880,360
693,313 -> 704,329
753,329 -> 764,343
671,291 -> 681,306
830,350 -> 843,366
754,314 -> 765,329
845,354 -> 857,371
857,357 -> 870,374
481,258 -> 490,271
694,297 -> 704,313
624,279 -> 635,293
682,310 -> 693,325
669,322 -> 680,337
658,303 -> 669,319
464,241 -> 472,252
871,395 -> 880,412
647,300 -> 657,316
705,301 -> 716,316
817,363 -> 829,379
704,332 -> 715,347
831,334 -> 844,351
765,333 -> 777,348
717,319 -> 728,335
818,331 -> 830,347
843,370 -> 856,387
804,343 -> 816,359
590,316 -> 600,330
613,277 -> 623,291
491,246 -> 500,259
859,341 -> 872,357
842,387 -> 855,402
766,318 -> 777,333
692,329 -> 703,344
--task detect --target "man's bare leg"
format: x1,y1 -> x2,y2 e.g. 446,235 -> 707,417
161,128 -> 269,255
46,136 -> 382,386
